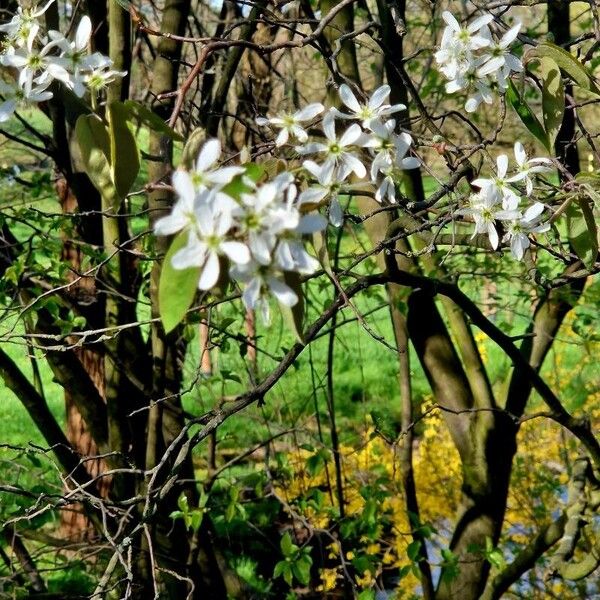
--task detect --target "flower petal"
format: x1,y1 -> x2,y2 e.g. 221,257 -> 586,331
338,84 -> 361,113
268,277 -> 298,307
368,85 -> 390,109
339,123 -> 362,147
198,251 -> 220,290
75,16 -> 92,50
496,154 -> 509,178
295,102 -> 324,121
173,170 -> 196,201
221,241 -> 250,264
196,139 -> 221,172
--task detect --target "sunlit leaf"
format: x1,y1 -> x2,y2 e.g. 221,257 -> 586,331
123,100 -> 183,141
538,57 -> 564,149
108,101 -> 140,199
526,42 -> 600,96
158,231 -> 201,333
566,198 -> 598,269
75,114 -> 119,207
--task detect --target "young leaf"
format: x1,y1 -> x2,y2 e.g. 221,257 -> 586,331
123,100 -> 184,141
280,531 -> 294,557
108,101 -> 140,199
566,198 -> 599,269
506,80 -> 550,151
75,114 -> 121,210
158,231 -> 201,333
538,57 -> 565,149
406,540 -> 422,562
526,42 -> 600,96
292,555 -> 312,585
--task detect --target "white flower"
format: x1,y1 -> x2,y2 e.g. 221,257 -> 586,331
477,23 -> 523,79
0,79 -> 52,122
299,160 -> 338,207
275,210 -> 326,274
458,189 -> 519,249
502,202 -> 549,259
256,103 -> 324,146
472,154 -> 520,210
231,261 -> 299,323
297,112 -> 367,178
435,11 -> 493,80
366,120 -> 419,178
1,28 -> 69,93
436,12 -> 523,114
47,17 -> 98,96
175,139 -> 245,195
508,142 -> 553,195
363,121 -> 419,203
0,0 -> 54,46
333,84 -> 405,128
171,201 -> 250,290
82,64 -> 126,93
238,175 -> 297,265
464,77 -> 496,113
299,160 -> 348,226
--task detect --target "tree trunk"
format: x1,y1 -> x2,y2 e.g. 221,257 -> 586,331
57,178 -> 110,541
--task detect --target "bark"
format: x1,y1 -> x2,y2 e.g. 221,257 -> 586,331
57,178 -> 110,540
143,1 -> 229,597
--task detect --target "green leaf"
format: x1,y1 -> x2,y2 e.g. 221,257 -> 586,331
177,493 -> 189,513
506,80 -> 550,151
566,198 -> 598,269
273,561 -> 287,579
75,114 -> 118,206
225,502 -> 236,522
190,510 -> 204,532
123,100 -> 184,141
526,42 -> 600,96
221,164 -> 264,200
538,57 -> 565,149
280,532 -> 294,557
575,172 -> 600,209
280,271 -> 305,344
158,231 -> 201,333
292,555 -> 312,585
108,101 -> 140,199
406,540 -> 422,562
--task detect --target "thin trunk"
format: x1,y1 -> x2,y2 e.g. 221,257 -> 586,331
145,1 -> 229,597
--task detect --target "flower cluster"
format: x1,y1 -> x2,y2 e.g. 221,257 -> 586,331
435,11 -> 523,112
258,84 -> 420,226
0,1 -> 124,121
154,139 -> 327,322
155,85 -> 423,321
459,142 -> 552,259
